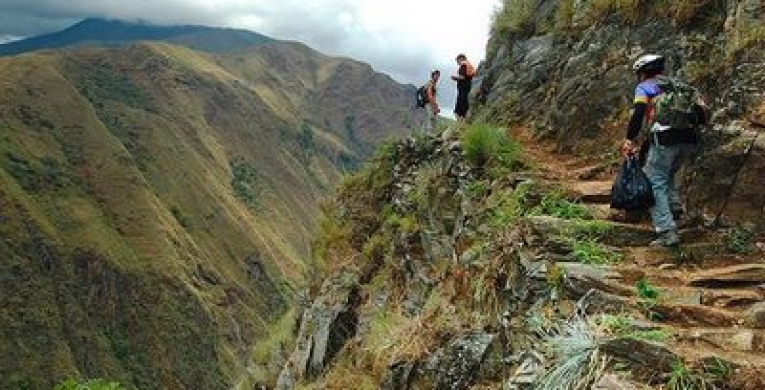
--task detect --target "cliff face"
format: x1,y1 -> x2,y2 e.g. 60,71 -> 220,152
0,39 -> 415,389
279,1 -> 765,389
473,0 -> 765,229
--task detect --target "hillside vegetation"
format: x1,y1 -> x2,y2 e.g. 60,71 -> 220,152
278,0 -> 765,388
0,39 -> 415,389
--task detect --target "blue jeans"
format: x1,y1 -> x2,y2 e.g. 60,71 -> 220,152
643,142 -> 696,233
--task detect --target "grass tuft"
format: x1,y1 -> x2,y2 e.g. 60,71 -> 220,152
537,316 -> 609,390
572,238 -> 622,265
666,360 -> 713,390
531,191 -> 592,220
460,123 -> 521,174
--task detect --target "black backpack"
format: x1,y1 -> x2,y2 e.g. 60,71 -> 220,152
415,83 -> 430,108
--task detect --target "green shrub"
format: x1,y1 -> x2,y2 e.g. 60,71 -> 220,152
170,206 -> 192,230
532,191 -> 592,220
55,378 -> 125,390
491,0 -> 539,38
723,225 -> 755,254
297,122 -> 316,166
636,278 -> 659,300
460,123 -> 520,173
598,314 -> 670,341
230,156 -> 262,210
554,0 -> 576,31
567,219 -> 612,240
3,153 -> 71,192
666,360 -> 713,390
573,239 -> 622,265
487,183 -> 534,227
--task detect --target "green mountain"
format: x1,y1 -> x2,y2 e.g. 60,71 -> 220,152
0,33 -> 417,389
0,18 -> 275,56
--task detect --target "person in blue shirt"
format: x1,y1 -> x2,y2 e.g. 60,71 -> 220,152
622,54 -> 708,247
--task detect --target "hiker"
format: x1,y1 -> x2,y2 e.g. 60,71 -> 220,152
622,54 -> 708,247
451,53 -> 475,123
420,70 -> 441,132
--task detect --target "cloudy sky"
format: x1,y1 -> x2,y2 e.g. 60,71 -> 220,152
0,0 -> 502,113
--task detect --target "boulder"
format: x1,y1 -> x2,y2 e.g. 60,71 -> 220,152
410,332 -> 500,390
276,272 -> 360,388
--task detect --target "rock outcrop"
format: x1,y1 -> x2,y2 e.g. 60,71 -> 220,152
474,0 -> 765,229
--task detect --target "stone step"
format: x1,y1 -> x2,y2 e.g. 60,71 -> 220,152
650,302 -> 740,327
567,180 -> 613,204
572,160 -> 619,181
688,263 -> 765,288
676,328 -> 765,353
529,215 -> 654,247
672,335 -> 765,369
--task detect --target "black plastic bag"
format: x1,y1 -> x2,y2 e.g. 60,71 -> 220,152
610,155 -> 655,211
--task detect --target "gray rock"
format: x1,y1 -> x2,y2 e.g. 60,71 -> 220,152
413,332 -> 499,390
601,337 -> 678,373
276,272 -> 360,388
557,262 -> 630,299
381,361 -> 418,390
745,302 -> 765,329
593,373 -> 646,389
506,350 -> 545,390
576,288 -> 631,315
689,329 -> 757,352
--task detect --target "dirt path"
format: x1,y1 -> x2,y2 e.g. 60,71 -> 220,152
510,126 -> 765,379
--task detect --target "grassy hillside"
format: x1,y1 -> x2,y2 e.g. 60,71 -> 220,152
0,18 -> 275,57
0,41 -> 414,389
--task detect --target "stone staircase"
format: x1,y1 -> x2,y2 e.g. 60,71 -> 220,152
533,154 -> 765,383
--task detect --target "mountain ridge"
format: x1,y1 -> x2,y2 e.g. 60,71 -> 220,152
0,17 -> 275,56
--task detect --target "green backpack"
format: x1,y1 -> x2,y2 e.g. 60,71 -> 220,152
653,76 -> 702,130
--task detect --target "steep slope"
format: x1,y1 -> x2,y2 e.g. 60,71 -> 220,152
276,1 -> 765,389
0,18 -> 274,56
0,40 -> 414,389
277,127 -> 764,390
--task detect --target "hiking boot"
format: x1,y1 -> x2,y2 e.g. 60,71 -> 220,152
671,207 -> 684,221
650,229 -> 680,248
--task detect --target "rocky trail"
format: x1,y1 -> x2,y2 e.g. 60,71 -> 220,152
513,127 -> 765,386
276,125 -> 765,389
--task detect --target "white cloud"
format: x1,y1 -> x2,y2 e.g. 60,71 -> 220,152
0,35 -> 22,44
0,0 -> 502,113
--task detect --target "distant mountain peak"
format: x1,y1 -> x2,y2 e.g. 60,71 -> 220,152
0,17 -> 275,57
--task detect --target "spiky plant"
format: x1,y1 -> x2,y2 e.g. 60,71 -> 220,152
536,316 -> 609,390
666,360 -> 713,390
